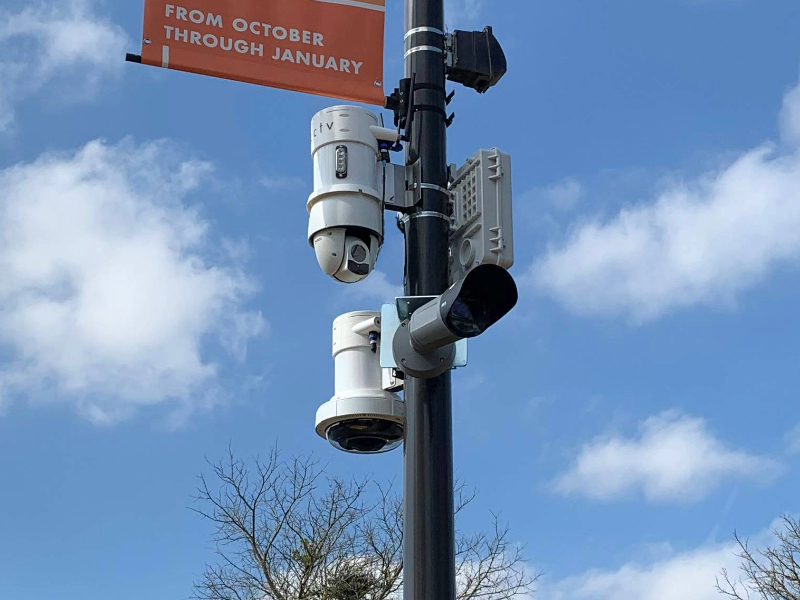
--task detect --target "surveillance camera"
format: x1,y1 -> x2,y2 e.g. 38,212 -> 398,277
316,394 -> 405,454
316,312 -> 404,454
313,228 -> 380,284
308,106 -> 399,285
392,264 -> 518,378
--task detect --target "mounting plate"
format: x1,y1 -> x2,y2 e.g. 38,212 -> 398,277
380,299 -> 468,370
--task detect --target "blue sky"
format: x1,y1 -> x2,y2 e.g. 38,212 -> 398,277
0,0 -> 799,599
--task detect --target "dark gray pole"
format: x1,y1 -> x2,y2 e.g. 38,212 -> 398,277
402,0 -> 456,598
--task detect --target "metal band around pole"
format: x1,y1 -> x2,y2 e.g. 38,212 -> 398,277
400,211 -> 451,226
419,183 -> 450,195
404,45 -> 444,59
404,26 -> 445,40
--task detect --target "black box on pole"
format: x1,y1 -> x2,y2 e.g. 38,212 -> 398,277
446,26 -> 508,93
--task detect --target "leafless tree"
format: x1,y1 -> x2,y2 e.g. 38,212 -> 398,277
717,516 -> 800,600
192,447 -> 537,600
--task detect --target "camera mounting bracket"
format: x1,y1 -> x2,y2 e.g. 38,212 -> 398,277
379,298 -> 468,372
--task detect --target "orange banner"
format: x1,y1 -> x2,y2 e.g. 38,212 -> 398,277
139,0 -> 386,105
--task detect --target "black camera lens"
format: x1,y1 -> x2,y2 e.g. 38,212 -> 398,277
447,296 -> 487,337
350,244 -> 368,262
442,264 -> 518,338
326,419 -> 403,454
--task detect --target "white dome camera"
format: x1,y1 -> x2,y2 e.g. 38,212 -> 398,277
312,228 -> 380,284
308,106 -> 399,284
316,312 -> 405,454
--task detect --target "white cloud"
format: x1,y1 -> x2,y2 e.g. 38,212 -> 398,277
0,139 -> 265,425
342,270 -> 404,305
552,411 -> 782,502
260,174 -> 305,190
786,422 -> 800,455
540,539 -> 741,600
0,0 -> 127,133
526,395 -> 552,418
781,78 -> 800,147
446,0 -> 484,27
539,521 -> 788,600
531,76 -> 800,322
530,177 -> 585,212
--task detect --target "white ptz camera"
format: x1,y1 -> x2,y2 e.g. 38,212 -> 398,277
312,229 -> 381,284
308,105 -> 399,284
316,312 -> 405,454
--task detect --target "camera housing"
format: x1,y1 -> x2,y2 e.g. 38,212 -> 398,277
308,106 -> 396,284
392,265 -> 518,378
448,148 -> 514,285
316,394 -> 405,454
446,27 -> 507,93
316,312 -> 405,454
312,228 -> 381,284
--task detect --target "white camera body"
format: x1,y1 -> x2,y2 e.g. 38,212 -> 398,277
316,312 -> 405,454
308,106 -> 398,284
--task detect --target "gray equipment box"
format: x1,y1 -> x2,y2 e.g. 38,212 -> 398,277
448,148 -> 514,284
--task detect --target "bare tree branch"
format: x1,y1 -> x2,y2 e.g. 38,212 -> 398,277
193,448 -> 537,600
717,516 -> 800,600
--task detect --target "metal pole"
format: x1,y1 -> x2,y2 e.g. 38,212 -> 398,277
402,0 -> 456,598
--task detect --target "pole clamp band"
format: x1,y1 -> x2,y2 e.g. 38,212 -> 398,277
405,45 -> 444,59
413,103 -> 448,119
400,211 -> 452,226
419,183 -> 450,195
413,82 -> 447,95
404,27 -> 445,41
